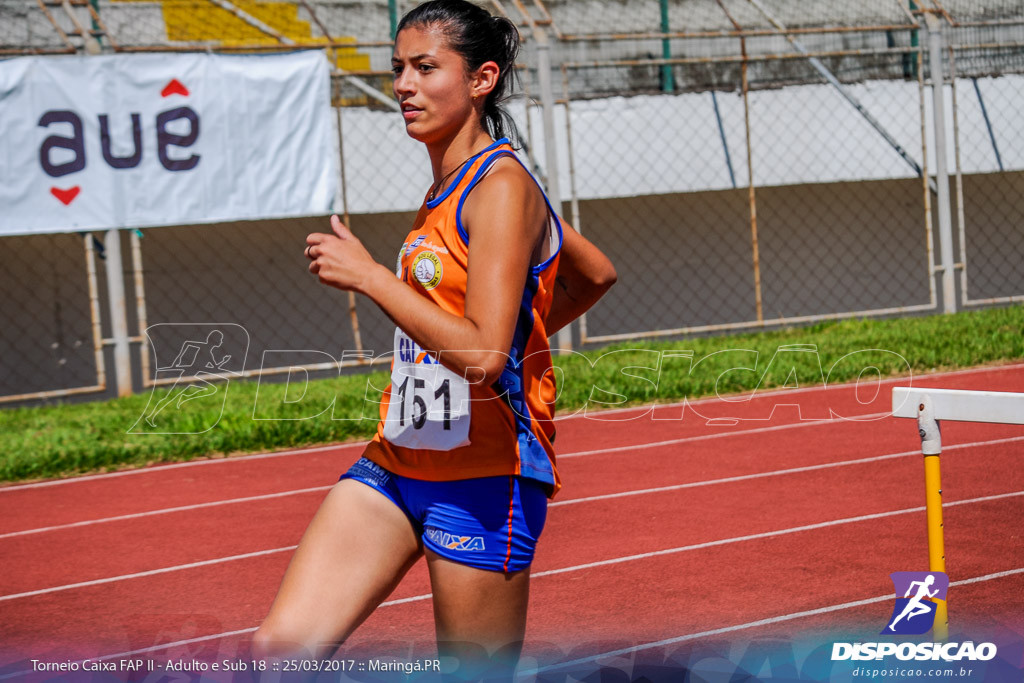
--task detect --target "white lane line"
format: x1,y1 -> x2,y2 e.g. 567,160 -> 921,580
0,546 -> 297,603
0,486 -> 333,540
553,361 -> 1024,421
537,490 -> 1024,578
4,363 -> 1019,492
5,490 -> 1021,605
8,433 -> 1021,540
520,567 -> 1024,676
554,450 -> 918,508
552,435 -> 1024,507
0,443 -> 361,492
559,411 -> 891,458
2,414 -> 887,535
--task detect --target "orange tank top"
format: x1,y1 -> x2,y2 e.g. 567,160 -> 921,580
361,139 -> 565,495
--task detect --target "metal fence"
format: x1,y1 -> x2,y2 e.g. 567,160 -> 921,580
2,0 -> 1023,404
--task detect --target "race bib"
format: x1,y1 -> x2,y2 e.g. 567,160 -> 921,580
382,328 -> 471,450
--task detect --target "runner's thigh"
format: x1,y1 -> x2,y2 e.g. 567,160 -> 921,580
254,478 -> 422,658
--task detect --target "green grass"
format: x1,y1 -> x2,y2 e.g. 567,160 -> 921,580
2,305 -> 1022,483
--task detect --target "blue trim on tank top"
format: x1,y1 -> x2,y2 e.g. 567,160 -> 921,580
425,138 -> 509,210
454,150 -> 564,274
492,272 -> 555,486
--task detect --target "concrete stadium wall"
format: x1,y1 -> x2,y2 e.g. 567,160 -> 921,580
5,170 -> 1022,402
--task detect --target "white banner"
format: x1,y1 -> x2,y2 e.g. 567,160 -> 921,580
0,51 -> 336,236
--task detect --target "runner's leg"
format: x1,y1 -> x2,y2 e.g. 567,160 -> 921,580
252,479 -> 423,659
426,549 -> 530,680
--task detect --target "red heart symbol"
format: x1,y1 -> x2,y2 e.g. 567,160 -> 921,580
161,78 -> 189,98
51,186 -> 80,205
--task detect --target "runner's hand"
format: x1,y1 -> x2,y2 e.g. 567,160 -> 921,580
306,216 -> 382,293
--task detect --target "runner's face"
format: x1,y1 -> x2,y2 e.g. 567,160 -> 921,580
392,25 -> 476,143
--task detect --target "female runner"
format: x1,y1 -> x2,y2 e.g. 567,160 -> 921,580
253,0 -> 616,676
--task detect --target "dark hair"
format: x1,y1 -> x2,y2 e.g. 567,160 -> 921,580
397,0 -> 520,144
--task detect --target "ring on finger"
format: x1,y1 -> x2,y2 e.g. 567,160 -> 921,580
305,245 -> 312,259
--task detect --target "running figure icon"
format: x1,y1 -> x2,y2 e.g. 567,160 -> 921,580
144,330 -> 232,428
886,573 -> 940,633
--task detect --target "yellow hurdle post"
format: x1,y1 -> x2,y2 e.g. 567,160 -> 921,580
917,395 -> 948,641
895,386 -> 1024,640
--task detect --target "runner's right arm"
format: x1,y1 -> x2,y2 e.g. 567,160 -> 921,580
545,225 -> 616,336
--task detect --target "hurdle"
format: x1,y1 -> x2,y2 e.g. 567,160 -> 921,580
891,386 -> 1024,640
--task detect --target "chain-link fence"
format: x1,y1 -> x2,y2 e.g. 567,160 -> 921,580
2,0 -> 1023,404
948,39 -> 1024,306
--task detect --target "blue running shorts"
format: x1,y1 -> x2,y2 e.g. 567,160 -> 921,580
340,457 -> 548,573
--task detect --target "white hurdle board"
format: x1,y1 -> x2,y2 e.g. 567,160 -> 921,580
892,387 -> 1024,425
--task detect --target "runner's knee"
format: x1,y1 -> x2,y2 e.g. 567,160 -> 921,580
250,619 -> 323,660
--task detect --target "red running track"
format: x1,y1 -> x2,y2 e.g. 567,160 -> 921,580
1,363 -> 1022,680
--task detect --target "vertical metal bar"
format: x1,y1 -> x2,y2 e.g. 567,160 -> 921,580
711,90 -> 737,188
83,1 -> 117,51
89,0 -> 101,48
84,234 -> 107,391
562,65 -> 581,251
741,45 -> 763,323
972,78 -> 1004,172
916,395 -> 948,641
908,0 -> 920,79
514,66 -> 545,180
659,0 -> 674,93
561,64 -> 586,344
521,66 -> 533,127
60,0 -> 101,54
535,29 -> 559,204
949,51 -> 969,307
918,44 -> 938,309
130,229 -> 151,389
522,68 -> 540,181
388,0 -> 399,40
535,24 -> 571,352
336,105 -> 364,354
104,228 -> 133,396
925,12 -> 957,314
717,0 -> 763,322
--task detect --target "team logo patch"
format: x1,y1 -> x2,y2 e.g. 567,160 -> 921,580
412,251 -> 443,290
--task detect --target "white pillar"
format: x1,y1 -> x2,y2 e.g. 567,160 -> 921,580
535,26 -> 573,352
926,13 -> 957,314
104,229 -> 133,396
